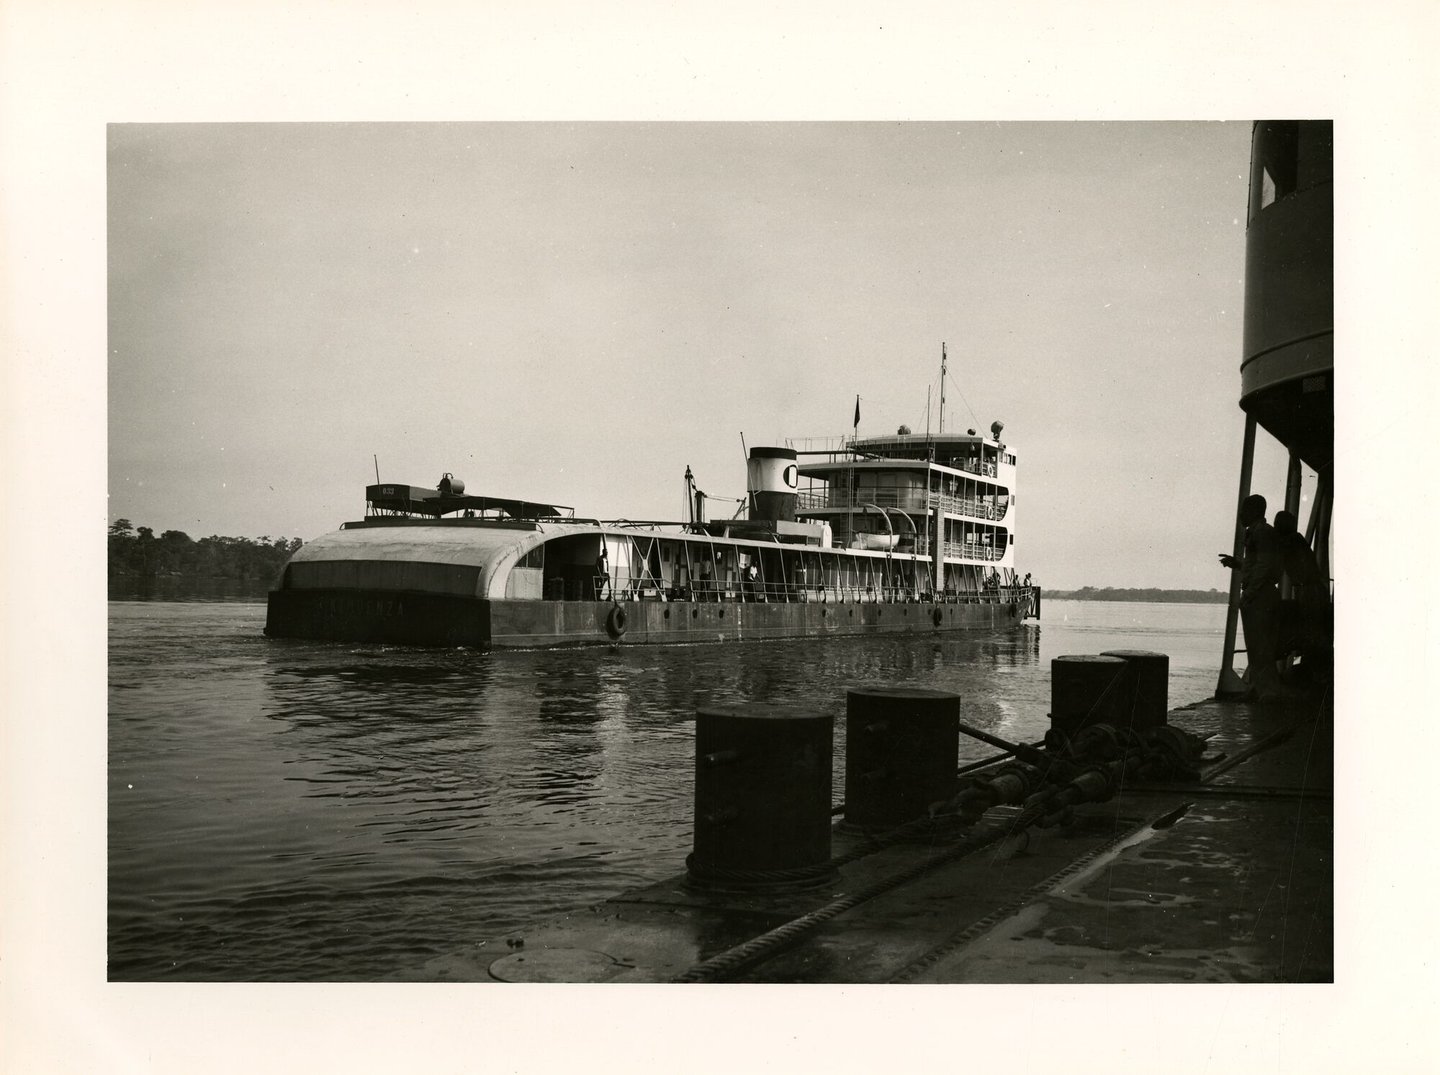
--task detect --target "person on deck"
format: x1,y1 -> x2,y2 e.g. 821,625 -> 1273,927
1273,510 -> 1326,600
1274,509 -> 1331,681
1219,494 -> 1287,702
594,549 -> 610,601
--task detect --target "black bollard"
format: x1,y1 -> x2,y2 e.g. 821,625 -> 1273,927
844,686 -> 960,830
1050,654 -> 1129,739
687,704 -> 835,891
1099,649 -> 1170,731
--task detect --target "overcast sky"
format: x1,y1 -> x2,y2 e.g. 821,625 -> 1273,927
108,121 -> 1300,590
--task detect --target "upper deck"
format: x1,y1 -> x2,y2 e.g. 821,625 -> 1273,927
789,431 -> 1015,477
788,431 -> 1017,524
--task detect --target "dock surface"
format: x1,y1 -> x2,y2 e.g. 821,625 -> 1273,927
416,690 -> 1333,984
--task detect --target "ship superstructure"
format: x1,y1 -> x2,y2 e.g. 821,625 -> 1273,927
789,422 -> 1019,598
266,409 -> 1036,648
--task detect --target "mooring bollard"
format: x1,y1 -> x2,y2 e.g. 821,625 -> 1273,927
1050,654 -> 1129,738
844,686 -> 960,830
687,704 -> 835,891
1099,649 -> 1170,731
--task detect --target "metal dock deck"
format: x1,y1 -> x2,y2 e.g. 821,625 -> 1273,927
413,689 -> 1332,984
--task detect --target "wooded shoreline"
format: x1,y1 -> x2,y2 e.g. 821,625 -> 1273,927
108,519 -> 302,583
1043,586 -> 1229,604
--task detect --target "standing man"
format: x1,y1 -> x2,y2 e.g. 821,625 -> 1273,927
594,546 -> 611,601
1274,509 -> 1331,681
1220,494 -> 1286,702
698,554 -> 714,601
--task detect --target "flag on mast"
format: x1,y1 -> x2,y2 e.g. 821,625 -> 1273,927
853,395 -> 860,430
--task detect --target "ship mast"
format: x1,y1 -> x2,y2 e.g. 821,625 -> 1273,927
938,342 -> 948,435
934,342 -> 948,597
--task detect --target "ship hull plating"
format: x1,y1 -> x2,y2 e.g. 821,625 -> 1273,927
264,589 -> 1033,649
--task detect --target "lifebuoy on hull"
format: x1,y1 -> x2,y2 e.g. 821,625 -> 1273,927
605,604 -> 629,639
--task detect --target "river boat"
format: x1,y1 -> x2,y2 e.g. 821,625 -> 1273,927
265,420 -> 1039,648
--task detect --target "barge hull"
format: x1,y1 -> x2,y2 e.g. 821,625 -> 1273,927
264,590 -> 1030,648
265,588 -> 491,646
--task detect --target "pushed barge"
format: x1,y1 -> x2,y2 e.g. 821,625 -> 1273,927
265,426 -> 1039,648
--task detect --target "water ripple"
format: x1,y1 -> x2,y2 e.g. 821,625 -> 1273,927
108,598 -> 1223,980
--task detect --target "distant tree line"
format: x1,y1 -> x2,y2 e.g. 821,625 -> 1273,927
1045,586 -> 1229,604
108,519 -> 302,583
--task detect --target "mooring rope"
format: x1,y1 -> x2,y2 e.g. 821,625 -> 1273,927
671,741 -> 1191,983
671,812 -> 1033,983
886,809 -> 1169,983
684,809 -> 992,891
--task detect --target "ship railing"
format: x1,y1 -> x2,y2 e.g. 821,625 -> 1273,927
793,489 -> 827,511
785,435 -> 856,454
599,578 -> 932,605
796,489 -> 1007,523
942,542 -> 1007,562
583,540 -> 1015,569
587,576 -> 1038,607
794,489 -> 925,512
929,493 -> 1006,520
930,585 -> 1037,605
679,581 -> 935,604
595,580 -> 1041,605
942,459 -> 998,478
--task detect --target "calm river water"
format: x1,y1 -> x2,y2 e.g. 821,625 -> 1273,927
108,598 -> 1227,981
